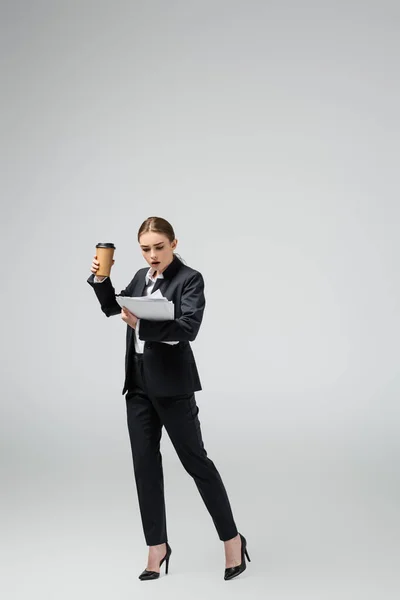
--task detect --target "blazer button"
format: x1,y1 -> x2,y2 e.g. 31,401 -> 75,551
147,343 -> 152,349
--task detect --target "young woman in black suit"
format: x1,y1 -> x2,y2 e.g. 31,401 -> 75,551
87,216 -> 250,581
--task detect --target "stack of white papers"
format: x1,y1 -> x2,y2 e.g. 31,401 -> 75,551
115,289 -> 174,320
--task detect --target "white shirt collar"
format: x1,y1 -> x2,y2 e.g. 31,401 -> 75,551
145,267 -> 164,285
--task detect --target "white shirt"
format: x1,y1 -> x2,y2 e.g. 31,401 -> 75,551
93,267 -> 179,353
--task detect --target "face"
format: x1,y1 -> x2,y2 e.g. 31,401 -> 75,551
139,231 -> 177,273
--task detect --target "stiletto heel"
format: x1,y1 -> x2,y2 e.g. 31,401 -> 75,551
138,542 -> 172,580
224,533 -> 250,581
165,554 -> 170,575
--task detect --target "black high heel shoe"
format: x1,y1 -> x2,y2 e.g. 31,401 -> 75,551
138,542 -> 172,580
224,533 -> 251,581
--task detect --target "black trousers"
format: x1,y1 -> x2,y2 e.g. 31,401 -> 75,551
125,353 -> 238,546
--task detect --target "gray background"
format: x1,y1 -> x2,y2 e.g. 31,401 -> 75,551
1,1 -> 399,598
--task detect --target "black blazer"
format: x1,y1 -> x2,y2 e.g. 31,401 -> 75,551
87,254 -> 205,397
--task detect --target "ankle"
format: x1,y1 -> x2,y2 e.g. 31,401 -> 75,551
149,542 -> 166,552
224,534 -> 240,545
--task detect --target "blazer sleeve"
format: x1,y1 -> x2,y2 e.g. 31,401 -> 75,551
138,272 -> 206,342
87,272 -> 136,317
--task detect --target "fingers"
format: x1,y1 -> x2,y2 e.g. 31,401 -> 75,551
90,256 -> 115,273
121,307 -> 137,319
90,255 -> 100,273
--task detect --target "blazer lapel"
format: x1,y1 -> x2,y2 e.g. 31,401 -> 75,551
135,271 -> 167,297
150,278 -> 168,296
136,275 -> 147,297
136,255 -> 183,297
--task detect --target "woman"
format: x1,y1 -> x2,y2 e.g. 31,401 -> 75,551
87,216 -> 250,581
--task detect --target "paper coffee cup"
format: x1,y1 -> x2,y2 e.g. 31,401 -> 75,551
95,243 -> 116,277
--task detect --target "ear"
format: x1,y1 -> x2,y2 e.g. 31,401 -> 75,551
172,239 -> 178,250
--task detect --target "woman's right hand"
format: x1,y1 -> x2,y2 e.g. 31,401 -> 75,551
90,255 -> 115,280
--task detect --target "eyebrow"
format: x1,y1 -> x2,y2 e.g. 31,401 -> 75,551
140,242 -> 165,249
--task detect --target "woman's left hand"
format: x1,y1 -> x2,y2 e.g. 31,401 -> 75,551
121,307 -> 138,329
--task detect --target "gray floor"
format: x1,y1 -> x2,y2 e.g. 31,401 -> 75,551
3,433 -> 399,600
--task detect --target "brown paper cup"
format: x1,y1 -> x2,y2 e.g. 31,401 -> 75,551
95,243 -> 116,277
